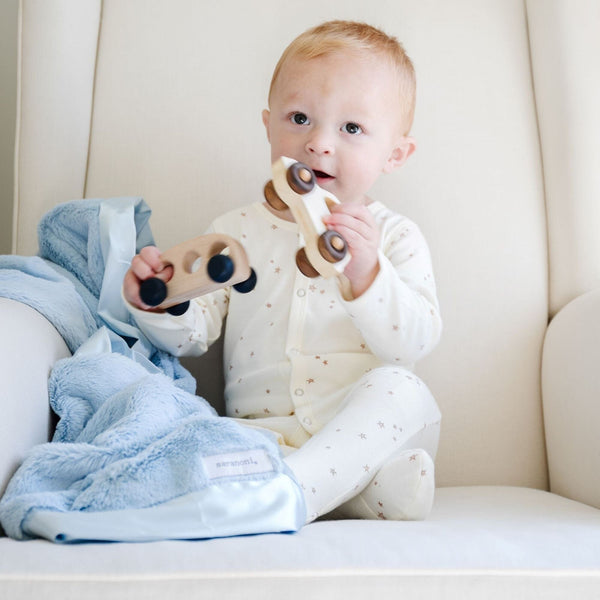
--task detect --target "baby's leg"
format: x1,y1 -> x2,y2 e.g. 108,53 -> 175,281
285,366 -> 441,522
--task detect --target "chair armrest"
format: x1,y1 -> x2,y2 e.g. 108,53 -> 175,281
542,288 -> 600,509
0,298 -> 70,500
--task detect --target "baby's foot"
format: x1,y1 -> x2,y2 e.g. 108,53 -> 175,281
337,448 -> 435,521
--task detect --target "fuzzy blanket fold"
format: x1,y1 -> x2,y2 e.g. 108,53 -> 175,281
0,198 -> 305,542
0,197 -> 192,385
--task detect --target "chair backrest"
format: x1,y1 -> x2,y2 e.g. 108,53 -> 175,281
13,0 -> 600,488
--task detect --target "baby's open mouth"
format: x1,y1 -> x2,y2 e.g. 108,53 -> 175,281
313,169 -> 334,180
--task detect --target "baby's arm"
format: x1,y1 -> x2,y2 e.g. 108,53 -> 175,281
336,213 -> 442,367
123,245 -> 228,357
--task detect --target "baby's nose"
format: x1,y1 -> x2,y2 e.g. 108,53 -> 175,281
305,130 -> 334,155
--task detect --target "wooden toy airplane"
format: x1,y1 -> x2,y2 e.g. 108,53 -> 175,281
264,156 -> 351,278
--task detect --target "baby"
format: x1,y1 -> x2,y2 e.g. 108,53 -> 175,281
123,20 -> 442,523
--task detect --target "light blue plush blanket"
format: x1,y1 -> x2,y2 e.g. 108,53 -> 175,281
0,197 -> 192,384
0,198 -> 305,542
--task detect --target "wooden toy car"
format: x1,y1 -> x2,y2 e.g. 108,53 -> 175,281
264,156 -> 351,278
139,233 -> 257,315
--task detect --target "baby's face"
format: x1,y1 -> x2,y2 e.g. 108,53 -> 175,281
263,51 -> 413,205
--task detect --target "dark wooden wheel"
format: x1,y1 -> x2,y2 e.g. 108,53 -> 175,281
233,268 -> 257,293
295,247 -> 320,278
264,180 -> 288,211
139,277 -> 167,306
287,162 -> 315,194
318,230 -> 347,263
207,254 -> 234,283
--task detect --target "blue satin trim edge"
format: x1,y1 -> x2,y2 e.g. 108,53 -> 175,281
24,474 -> 306,543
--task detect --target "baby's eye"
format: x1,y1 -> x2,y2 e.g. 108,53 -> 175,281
291,112 -> 310,126
342,122 -> 362,135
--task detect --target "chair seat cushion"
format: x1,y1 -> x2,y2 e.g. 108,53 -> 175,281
1,486 -> 599,599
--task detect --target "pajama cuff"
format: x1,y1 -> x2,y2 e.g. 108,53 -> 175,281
337,249 -> 391,312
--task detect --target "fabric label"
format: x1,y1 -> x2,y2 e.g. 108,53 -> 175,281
203,449 -> 274,480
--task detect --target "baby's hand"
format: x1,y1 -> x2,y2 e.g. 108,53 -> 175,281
323,203 -> 380,297
123,246 -> 174,310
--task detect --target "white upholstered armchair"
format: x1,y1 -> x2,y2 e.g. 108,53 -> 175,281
1,0 -> 600,598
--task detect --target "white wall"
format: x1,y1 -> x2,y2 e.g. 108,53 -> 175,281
0,0 -> 19,254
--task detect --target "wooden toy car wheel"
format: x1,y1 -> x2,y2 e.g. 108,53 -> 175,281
287,162 -> 315,194
318,230 -> 347,263
139,278 -> 190,315
264,180 -> 288,211
295,247 -> 320,278
233,268 -> 258,293
207,254 -> 235,283
139,277 -> 168,307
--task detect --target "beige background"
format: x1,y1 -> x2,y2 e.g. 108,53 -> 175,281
0,0 -> 18,254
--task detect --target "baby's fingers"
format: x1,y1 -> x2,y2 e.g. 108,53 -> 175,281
124,246 -> 174,310
324,208 -> 378,243
139,246 -> 166,274
131,246 -> 172,281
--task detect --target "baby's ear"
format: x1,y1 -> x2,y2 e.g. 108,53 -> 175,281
383,136 -> 417,173
262,109 -> 271,142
